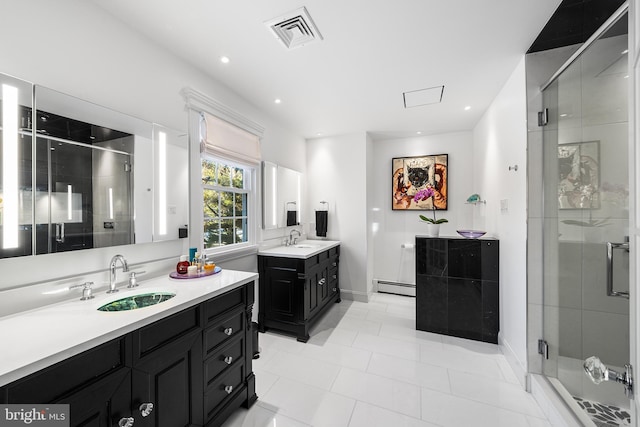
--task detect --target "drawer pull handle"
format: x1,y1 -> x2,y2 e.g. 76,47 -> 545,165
224,327 -> 233,336
333,274 -> 337,279
333,288 -> 337,292
224,356 -> 233,365
118,417 -> 134,427
139,402 -> 154,417
332,262 -> 337,267
318,278 -> 326,286
224,385 -> 233,394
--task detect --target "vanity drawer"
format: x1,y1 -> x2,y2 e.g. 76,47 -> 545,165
204,363 -> 245,420
133,305 -> 201,359
203,310 -> 245,357
203,335 -> 245,388
204,286 -> 245,325
1,336 -> 128,404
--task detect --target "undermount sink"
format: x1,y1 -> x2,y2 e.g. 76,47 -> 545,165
97,292 -> 176,312
293,244 -> 318,249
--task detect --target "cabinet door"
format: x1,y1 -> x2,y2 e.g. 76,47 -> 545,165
131,329 -> 203,427
61,368 -> 132,427
264,265 -> 299,322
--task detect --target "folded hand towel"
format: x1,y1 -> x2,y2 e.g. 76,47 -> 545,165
286,210 -> 297,226
316,210 -> 328,237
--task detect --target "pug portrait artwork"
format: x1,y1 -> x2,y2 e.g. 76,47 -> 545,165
392,154 -> 448,210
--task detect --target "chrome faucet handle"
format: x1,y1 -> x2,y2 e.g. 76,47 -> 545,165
70,281 -> 95,301
127,271 -> 146,288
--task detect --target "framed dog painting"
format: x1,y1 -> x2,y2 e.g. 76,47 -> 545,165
392,154 -> 448,210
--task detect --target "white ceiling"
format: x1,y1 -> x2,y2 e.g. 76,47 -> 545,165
88,0 -> 562,139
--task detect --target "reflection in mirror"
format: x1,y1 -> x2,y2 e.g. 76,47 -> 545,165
33,85 -> 150,254
0,73 -> 189,259
262,162 -> 301,229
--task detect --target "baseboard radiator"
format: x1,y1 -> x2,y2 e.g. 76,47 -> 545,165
376,279 -> 416,297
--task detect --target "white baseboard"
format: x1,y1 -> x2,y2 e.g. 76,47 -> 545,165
340,289 -> 371,303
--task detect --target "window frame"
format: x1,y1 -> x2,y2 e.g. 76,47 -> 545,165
200,155 -> 254,251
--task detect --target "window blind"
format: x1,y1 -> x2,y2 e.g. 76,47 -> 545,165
201,112 -> 261,165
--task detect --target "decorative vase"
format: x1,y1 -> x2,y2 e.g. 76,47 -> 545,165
425,223 -> 440,237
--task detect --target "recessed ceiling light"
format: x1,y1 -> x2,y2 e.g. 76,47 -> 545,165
416,131 -> 422,135
464,106 -> 471,111
274,99 -> 282,104
220,56 -> 230,64
316,132 -> 322,136
560,113 -> 567,117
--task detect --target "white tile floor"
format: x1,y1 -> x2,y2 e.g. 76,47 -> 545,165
222,292 -> 551,427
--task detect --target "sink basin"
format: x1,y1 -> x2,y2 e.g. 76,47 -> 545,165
98,292 -> 176,312
293,244 -> 318,249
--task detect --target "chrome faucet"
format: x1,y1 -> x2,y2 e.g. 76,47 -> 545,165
289,229 -> 301,246
107,254 -> 129,293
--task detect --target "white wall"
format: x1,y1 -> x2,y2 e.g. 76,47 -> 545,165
472,56 -> 529,384
0,0 -> 303,293
370,132 -> 474,286
306,133 -> 370,301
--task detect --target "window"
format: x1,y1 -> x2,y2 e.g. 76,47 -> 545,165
201,157 -> 251,248
183,88 -> 264,258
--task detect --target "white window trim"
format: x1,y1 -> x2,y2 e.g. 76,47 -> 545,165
182,88 -> 264,259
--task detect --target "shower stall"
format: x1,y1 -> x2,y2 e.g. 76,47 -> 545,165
528,4 -> 632,426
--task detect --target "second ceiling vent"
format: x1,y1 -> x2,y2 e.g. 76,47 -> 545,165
265,6 -> 323,49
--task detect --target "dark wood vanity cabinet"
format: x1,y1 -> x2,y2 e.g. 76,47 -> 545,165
0,282 -> 256,427
258,246 -> 340,342
416,237 -> 499,343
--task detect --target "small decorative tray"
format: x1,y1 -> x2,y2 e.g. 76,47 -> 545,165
169,266 -> 221,279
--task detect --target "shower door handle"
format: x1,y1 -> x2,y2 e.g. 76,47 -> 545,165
55,222 -> 65,243
606,242 -> 629,299
584,356 -> 633,398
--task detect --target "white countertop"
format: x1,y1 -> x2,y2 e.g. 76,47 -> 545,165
0,268 -> 258,387
258,240 -> 340,259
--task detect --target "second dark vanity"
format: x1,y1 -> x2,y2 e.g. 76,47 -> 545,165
258,241 -> 340,342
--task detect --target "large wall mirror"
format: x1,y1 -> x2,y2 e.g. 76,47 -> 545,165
0,73 -> 188,259
262,161 -> 302,229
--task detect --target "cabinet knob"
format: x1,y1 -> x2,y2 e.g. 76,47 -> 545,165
224,356 -> 233,365
139,402 -> 154,417
224,327 -> 233,336
333,274 -> 337,280
333,288 -> 337,292
332,262 -> 337,267
118,417 -> 134,427
318,278 -> 326,286
224,385 -> 233,394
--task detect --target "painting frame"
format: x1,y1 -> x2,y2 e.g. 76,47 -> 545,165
392,154 -> 448,210
557,141 -> 600,210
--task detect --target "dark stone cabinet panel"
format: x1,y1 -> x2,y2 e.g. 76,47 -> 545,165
0,282 -> 256,427
416,237 -> 499,344
259,246 -> 340,342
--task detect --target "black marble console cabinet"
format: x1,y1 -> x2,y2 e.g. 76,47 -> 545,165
416,237 -> 499,344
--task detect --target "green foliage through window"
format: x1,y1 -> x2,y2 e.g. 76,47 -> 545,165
202,158 -> 249,249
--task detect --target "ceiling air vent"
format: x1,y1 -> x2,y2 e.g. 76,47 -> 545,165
265,6 -> 323,49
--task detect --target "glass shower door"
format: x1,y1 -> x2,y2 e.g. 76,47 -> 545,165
541,11 -> 631,426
